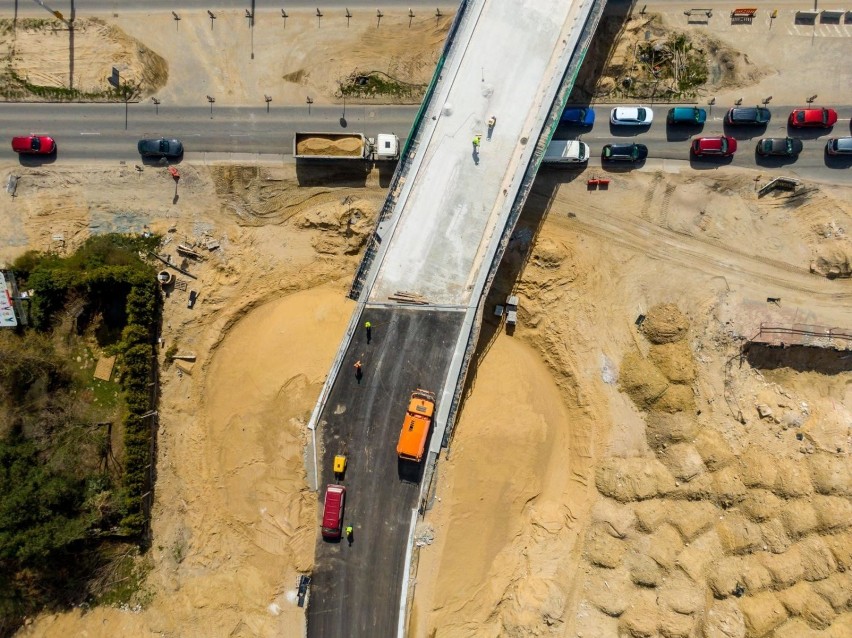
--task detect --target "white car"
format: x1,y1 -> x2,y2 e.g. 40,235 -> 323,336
610,106 -> 654,126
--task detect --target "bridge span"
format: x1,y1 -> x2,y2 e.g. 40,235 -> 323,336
306,0 -> 605,635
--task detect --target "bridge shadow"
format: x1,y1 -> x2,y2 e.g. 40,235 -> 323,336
566,0 -> 634,103
449,168 -> 581,433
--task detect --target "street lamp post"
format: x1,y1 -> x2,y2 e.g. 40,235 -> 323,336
245,10 -> 254,59
265,94 -> 272,113
207,95 -> 215,117
152,97 -> 160,115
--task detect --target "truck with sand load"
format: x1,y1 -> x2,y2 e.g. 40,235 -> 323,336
396,389 -> 436,463
293,132 -> 400,161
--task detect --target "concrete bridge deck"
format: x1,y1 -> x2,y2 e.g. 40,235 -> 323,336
307,0 -> 603,635
368,0 -> 594,307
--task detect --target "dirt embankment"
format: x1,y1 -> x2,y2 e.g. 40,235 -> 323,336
579,303 -> 852,637
0,18 -> 167,100
410,169 -> 852,637
575,12 -> 767,101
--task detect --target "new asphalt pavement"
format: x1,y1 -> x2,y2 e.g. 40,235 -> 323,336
308,307 -> 464,638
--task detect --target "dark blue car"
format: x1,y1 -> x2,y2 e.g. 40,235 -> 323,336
561,107 -> 595,126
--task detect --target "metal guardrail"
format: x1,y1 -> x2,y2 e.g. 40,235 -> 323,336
347,2 -> 472,301
443,0 -> 608,444
752,323 -> 852,343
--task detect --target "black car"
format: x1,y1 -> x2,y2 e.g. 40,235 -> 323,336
756,137 -> 803,157
724,107 -> 771,126
137,138 -> 184,159
602,143 -> 648,162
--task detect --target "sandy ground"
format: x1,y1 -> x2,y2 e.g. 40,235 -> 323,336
1,10 -> 449,105
3,3 -> 852,638
409,167 -> 852,637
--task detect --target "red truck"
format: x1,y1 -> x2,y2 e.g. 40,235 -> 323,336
321,484 -> 346,540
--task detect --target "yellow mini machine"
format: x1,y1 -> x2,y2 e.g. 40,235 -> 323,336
333,455 -> 347,479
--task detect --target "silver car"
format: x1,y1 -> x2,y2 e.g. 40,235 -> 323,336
826,137 -> 852,156
610,106 -> 654,126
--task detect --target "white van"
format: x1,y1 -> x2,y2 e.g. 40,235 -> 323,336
543,140 -> 590,164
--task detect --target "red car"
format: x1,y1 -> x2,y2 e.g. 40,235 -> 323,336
12,135 -> 56,155
691,136 -> 737,157
788,108 -> 837,128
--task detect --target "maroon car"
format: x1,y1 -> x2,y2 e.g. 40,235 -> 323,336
12,135 -> 56,155
788,108 -> 837,129
691,136 -> 737,157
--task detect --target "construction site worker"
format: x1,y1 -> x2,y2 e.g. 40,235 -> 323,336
365,321 -> 372,343
345,525 -> 354,546
472,135 -> 481,148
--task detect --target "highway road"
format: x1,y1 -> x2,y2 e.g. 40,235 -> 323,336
556,104 -> 852,184
0,103 -> 418,161
3,102 -> 850,181
308,307 -> 463,638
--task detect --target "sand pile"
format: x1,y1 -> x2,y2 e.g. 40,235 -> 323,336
621,304 -> 696,414
579,453 -> 852,637
295,136 -> 365,157
0,18 -> 167,98
641,303 -> 690,344
649,341 -> 695,383
581,384 -> 852,638
575,304 -> 852,637
619,349 -> 669,409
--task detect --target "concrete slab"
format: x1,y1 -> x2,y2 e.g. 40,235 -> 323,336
369,0 -> 590,306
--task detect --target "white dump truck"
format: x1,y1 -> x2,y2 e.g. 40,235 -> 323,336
293,132 -> 400,161
543,140 -> 590,164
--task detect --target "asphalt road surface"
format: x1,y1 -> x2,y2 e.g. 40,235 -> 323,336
4,102 -> 850,181
556,104 -> 852,183
0,103 -> 418,161
308,307 -> 464,638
